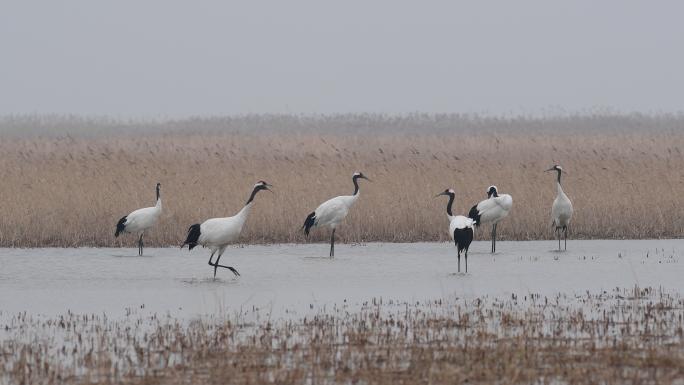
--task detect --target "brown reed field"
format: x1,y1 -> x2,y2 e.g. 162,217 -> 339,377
2,287 -> 684,384
1,130 -> 684,247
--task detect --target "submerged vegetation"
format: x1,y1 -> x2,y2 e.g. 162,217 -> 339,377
1,113 -> 684,247
2,287 -> 684,384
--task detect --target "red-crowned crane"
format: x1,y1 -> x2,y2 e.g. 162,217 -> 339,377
115,183 -> 162,256
468,186 -> 513,253
301,172 -> 372,257
436,189 -> 476,273
545,165 -> 573,250
182,181 -> 275,277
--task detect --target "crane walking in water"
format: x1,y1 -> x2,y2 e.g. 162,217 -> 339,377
182,181 -> 275,277
436,189 -> 476,273
115,183 -> 162,256
301,172 -> 372,257
468,186 -> 512,253
545,165 -> 573,250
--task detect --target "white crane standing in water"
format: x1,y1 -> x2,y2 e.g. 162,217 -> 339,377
545,165 -> 573,250
436,189 -> 476,273
301,172 -> 372,257
468,185 -> 513,253
182,181 -> 275,277
115,183 -> 162,256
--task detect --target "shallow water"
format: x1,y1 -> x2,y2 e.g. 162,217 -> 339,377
1,240 -> 683,321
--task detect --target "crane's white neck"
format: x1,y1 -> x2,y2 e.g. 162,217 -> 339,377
233,185 -> 265,225
154,190 -> 162,211
557,181 -> 565,197
336,175 -> 363,208
234,202 -> 252,224
340,191 -> 360,208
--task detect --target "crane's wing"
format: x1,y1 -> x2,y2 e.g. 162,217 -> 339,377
552,197 -> 573,226
450,215 -> 475,239
312,198 -> 349,229
474,195 -> 513,224
198,217 -> 242,246
495,194 -> 513,212
122,206 -> 161,233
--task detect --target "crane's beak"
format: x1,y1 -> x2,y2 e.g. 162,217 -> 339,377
264,183 -> 276,194
434,191 -> 448,198
544,167 -> 555,172
258,182 -> 276,194
361,175 -> 373,182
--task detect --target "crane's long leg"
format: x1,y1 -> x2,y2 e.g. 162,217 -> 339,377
210,245 -> 239,277
491,223 -> 497,253
139,234 -> 144,256
557,227 -> 561,251
330,228 -> 336,257
457,250 -> 461,273
207,251 -> 217,273
564,226 -> 568,250
212,254 -> 240,276
465,250 -> 468,273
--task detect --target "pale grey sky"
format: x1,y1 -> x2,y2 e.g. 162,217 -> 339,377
1,1 -> 683,118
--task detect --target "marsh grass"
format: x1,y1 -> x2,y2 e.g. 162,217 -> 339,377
2,288 -> 684,384
0,132 -> 683,247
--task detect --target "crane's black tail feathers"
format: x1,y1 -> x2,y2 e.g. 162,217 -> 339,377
301,212 -> 316,236
453,227 -> 474,254
468,205 -> 481,228
183,224 -> 202,250
115,216 -> 127,237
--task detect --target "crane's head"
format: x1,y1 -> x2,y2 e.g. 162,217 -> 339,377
487,185 -> 498,198
545,165 -> 564,184
156,183 -> 161,190
353,172 -> 373,182
255,181 -> 276,194
434,188 -> 455,198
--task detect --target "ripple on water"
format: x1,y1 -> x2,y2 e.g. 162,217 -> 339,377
178,277 -> 239,286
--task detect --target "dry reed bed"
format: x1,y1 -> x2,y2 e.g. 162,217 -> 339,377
2,287 -> 684,384
0,133 -> 683,247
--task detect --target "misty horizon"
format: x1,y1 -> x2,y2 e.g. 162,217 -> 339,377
1,1 -> 683,119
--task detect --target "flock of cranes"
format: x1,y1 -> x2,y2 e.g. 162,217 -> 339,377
114,166 -> 572,276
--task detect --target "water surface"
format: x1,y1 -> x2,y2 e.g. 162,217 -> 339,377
1,240 -> 682,321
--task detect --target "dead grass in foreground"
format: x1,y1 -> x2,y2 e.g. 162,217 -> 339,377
0,133 -> 683,247
2,287 -> 684,384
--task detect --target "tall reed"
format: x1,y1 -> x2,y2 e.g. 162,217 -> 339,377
0,133 -> 682,247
